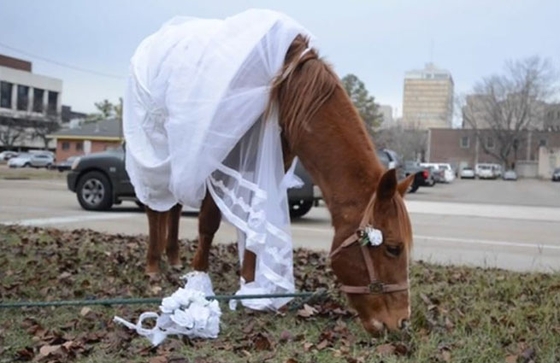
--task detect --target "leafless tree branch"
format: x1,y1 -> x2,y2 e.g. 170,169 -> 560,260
458,55 -> 558,166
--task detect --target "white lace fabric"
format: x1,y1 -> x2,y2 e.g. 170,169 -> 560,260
122,9 -> 315,314
114,271 -> 221,345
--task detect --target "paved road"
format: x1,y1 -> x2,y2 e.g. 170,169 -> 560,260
1,178 -> 559,273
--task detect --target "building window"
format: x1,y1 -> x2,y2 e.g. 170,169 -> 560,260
460,136 -> 470,148
539,139 -> 547,147
47,91 -> 58,115
33,88 -> 44,112
76,142 -> 83,151
0,81 -> 13,109
17,85 -> 29,111
486,137 -> 495,149
62,141 -> 70,150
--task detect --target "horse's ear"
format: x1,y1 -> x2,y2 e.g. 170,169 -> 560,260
377,168 -> 397,200
397,174 -> 415,198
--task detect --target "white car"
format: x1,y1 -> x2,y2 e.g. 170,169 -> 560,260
437,163 -> 456,183
0,151 -> 18,161
420,163 -> 455,183
8,153 -> 54,168
475,164 -> 495,179
460,167 -> 475,179
503,170 -> 517,181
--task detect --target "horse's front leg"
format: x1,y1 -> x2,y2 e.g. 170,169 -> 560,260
191,192 -> 221,271
166,203 -> 183,269
145,206 -> 169,277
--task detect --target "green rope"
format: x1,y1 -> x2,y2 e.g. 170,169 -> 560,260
0,290 -> 327,309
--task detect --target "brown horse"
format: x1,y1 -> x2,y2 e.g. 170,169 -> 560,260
142,35 -> 415,335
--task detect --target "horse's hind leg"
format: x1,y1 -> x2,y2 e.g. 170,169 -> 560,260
166,203 -> 183,269
145,206 -> 169,277
191,192 -> 221,271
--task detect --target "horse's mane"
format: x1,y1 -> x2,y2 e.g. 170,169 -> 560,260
265,35 -> 340,144
266,35 -> 413,252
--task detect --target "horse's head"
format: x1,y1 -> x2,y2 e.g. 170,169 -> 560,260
331,169 -> 414,335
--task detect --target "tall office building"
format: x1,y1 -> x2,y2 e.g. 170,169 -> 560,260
402,63 -> 454,130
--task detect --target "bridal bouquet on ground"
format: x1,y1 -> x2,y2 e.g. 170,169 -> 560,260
114,271 -> 222,346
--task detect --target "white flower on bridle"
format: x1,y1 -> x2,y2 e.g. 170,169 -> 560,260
359,225 -> 383,247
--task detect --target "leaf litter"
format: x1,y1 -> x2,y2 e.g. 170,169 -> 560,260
0,224 -> 559,362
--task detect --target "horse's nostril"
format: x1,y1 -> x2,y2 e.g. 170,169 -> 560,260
398,318 -> 410,330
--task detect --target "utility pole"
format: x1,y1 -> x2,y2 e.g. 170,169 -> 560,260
118,97 -> 123,143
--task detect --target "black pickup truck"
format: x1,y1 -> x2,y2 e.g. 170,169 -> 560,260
377,149 -> 435,193
66,145 -> 322,218
66,146 -> 419,218
403,160 -> 435,188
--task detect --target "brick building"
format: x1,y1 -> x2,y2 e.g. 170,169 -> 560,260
427,128 -> 560,177
48,119 -> 122,161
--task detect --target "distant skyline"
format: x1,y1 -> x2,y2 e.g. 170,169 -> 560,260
1,0 -> 558,125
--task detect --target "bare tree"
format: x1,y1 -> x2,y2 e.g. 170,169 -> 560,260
0,117 -> 25,149
459,56 -> 558,167
374,121 -> 428,161
31,118 -> 61,149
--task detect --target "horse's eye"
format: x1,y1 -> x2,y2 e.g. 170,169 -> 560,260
385,245 -> 402,257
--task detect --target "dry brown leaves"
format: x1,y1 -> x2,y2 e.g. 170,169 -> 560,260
1,225 -> 556,362
1,226 -> 360,362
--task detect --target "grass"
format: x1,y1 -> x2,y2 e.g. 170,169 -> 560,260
0,164 -> 66,180
0,224 -> 559,362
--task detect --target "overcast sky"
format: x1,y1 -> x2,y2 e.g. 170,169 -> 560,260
1,0 -> 558,118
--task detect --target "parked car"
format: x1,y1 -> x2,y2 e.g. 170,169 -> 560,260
502,169 -> 517,181
54,156 -> 81,172
67,144 -> 418,217
403,160 -> 435,189
378,149 -> 428,193
29,149 -> 56,160
437,163 -> 456,183
475,163 -> 495,179
460,166 -> 475,179
286,161 -> 322,218
420,163 -> 454,183
428,166 -> 445,183
66,145 -> 322,218
0,151 -> 18,161
378,148 -> 404,177
7,153 -> 54,168
491,164 -> 503,178
552,168 -> 560,182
